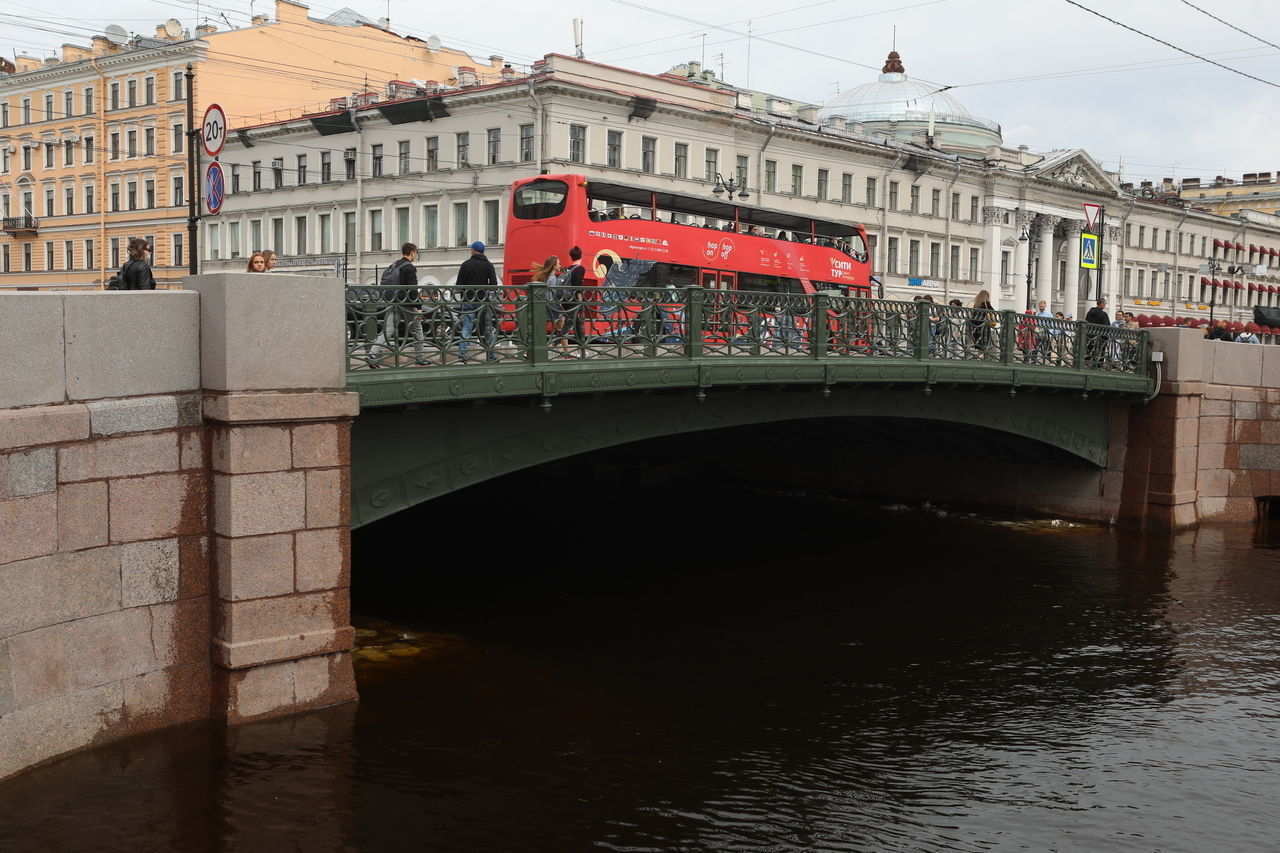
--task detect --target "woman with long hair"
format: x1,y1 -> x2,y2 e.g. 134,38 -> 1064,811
969,289 -> 996,351
533,255 -> 574,354
260,249 -> 278,271
120,237 -> 157,289
246,252 -> 267,272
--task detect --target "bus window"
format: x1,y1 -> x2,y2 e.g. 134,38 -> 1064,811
512,179 -> 569,220
738,273 -> 802,293
700,270 -> 735,290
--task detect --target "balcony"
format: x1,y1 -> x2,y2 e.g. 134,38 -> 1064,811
2,216 -> 39,236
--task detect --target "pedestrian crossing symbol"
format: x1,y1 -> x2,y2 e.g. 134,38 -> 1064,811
1080,232 -> 1099,269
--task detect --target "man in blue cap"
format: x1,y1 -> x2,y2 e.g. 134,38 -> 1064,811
455,241 -> 500,362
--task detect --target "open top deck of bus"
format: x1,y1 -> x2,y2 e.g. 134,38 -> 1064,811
579,178 -> 864,240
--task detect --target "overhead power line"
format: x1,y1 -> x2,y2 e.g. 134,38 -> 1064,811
1179,0 -> 1280,52
1063,0 -> 1280,89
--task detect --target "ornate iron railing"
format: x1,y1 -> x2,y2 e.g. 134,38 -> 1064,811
346,284 -> 1150,377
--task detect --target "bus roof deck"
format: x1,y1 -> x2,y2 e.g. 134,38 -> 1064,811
582,179 -> 863,240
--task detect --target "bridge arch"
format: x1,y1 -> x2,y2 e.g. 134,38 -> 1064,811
350,385 -> 1114,528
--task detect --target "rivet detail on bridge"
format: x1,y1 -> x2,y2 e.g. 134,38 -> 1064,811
369,489 -> 391,508
590,374 -> 602,388
402,383 -> 415,399
494,377 -> 507,392
625,371 -> 637,386
449,380 -> 464,396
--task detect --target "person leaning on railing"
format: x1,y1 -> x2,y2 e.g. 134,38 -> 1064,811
456,241 -> 499,363
969,290 -> 996,352
1083,298 -> 1111,369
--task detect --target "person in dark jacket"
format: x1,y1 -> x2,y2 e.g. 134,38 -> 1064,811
456,241 -> 499,362
120,237 -> 157,289
1084,298 -> 1111,368
381,243 -> 427,364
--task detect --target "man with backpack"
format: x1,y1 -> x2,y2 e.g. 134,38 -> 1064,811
374,242 -> 427,365
456,241 -> 499,362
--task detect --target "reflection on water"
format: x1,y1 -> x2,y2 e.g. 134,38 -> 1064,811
2,482 -> 1280,852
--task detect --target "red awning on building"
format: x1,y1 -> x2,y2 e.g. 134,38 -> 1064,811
1236,242 -> 1246,251
1213,238 -> 1225,248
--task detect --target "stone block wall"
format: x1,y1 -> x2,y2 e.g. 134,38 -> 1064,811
0,293 -> 209,780
1128,329 -> 1280,527
0,277 -> 357,782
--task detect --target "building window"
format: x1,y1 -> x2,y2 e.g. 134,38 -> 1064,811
126,181 -> 137,210
908,240 -> 920,276
22,98 -> 31,123
272,159 -> 283,189
484,199 -> 500,245
44,143 -> 54,169
297,154 -> 308,184
643,138 -> 657,174
932,188 -> 941,217
171,123 -> 184,153
519,124 -> 534,162
319,213 -> 332,254
172,176 -> 183,207
126,131 -> 137,158
399,140 -> 411,174
396,207 -> 410,245
949,245 -> 960,278
252,161 -> 261,190
320,151 -> 331,182
295,216 -> 308,255
144,128 -> 155,156
84,185 -> 94,213
127,80 -> 137,107
64,140 -> 74,166
423,204 -> 438,249
228,222 -> 240,259
1138,225 -> 1145,248
607,131 -> 622,168
1137,268 -> 1146,296
171,234 -> 182,268
888,181 -> 899,209
675,143 -> 689,178
271,218 -> 284,254
910,184 -> 920,213
568,125 -> 585,163
371,144 -> 383,177
84,87 -> 94,115
344,149 -> 356,180
841,173 -> 852,203
369,209 -> 383,251
1001,250 -> 1010,285
1123,267 -> 1132,295
866,177 -> 877,206
84,137 -> 94,164
207,224 -> 219,260
22,147 -> 30,171
44,189 -> 54,217
486,128 -> 500,165
172,71 -> 184,100
145,180 -> 155,208
817,168 -> 829,200
951,192 -> 960,220
85,239 -> 94,270
969,248 -> 979,280
231,164 -> 240,193
456,132 -> 469,167
342,213 -> 355,256
145,77 -> 155,105
970,196 -> 979,221
44,94 -> 54,120
453,201 -> 468,247
887,237 -> 899,274
109,183 -> 119,211
425,137 -> 438,171
45,242 -> 54,270
791,164 -> 803,196
64,91 -> 74,118
1125,224 -> 1132,246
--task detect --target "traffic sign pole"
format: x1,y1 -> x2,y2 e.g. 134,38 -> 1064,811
186,63 -> 198,276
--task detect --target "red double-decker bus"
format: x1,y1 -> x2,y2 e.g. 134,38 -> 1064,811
502,174 -> 873,296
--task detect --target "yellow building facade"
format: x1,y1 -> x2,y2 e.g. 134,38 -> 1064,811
0,0 -> 509,287
1178,173 -> 1280,218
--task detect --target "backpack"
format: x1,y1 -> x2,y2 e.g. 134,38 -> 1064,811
380,258 -> 406,287
106,260 -> 132,290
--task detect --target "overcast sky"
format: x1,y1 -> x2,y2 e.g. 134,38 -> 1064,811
6,0 -> 1279,184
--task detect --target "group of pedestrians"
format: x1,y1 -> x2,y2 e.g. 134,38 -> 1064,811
245,250 -> 278,273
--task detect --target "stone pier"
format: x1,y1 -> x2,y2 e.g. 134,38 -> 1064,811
0,274 -> 357,781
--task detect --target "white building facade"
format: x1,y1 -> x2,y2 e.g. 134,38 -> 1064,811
202,51 -> 1280,326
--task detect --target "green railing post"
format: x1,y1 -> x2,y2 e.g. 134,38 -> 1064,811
1074,319 -> 1087,372
1001,310 -> 1017,365
527,283 -> 547,366
915,299 -> 931,361
811,293 -> 829,359
685,286 -> 703,359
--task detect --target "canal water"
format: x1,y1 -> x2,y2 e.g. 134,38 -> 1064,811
3,463 -> 1280,851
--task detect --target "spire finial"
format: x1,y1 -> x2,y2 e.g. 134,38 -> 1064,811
883,50 -> 905,74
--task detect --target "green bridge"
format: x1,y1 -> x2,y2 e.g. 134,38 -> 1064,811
346,285 -> 1154,528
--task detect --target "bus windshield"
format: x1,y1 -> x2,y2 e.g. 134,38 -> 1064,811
512,179 -> 569,220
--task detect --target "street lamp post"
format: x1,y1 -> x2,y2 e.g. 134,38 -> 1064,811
1018,225 -> 1032,311
1206,257 -> 1220,327
711,172 -> 750,201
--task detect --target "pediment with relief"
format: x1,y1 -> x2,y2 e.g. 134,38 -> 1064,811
1028,150 -> 1119,194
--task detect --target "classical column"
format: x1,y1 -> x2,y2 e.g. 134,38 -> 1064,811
1012,210 -> 1033,311
1035,215 -> 1060,309
1104,225 -> 1123,307
1063,219 -> 1083,317
983,206 -> 1004,303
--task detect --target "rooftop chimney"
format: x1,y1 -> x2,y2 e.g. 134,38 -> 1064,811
195,23 -> 217,36
1182,177 -> 1201,189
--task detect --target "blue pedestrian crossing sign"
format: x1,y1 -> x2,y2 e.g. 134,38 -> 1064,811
1080,232 -> 1099,269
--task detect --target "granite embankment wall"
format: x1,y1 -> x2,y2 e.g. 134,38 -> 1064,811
0,277 -> 357,782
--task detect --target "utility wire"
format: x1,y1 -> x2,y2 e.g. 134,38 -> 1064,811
1063,0 -> 1280,89
1179,0 -> 1280,52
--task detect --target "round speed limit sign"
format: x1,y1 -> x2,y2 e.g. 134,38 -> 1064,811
201,103 -> 227,158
